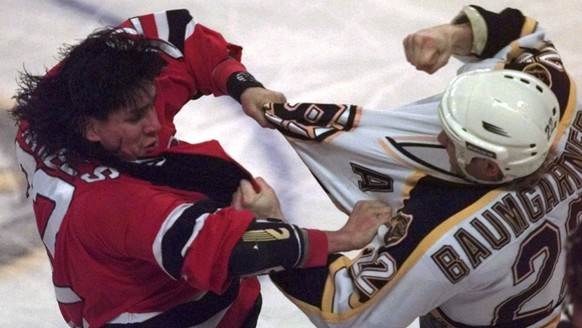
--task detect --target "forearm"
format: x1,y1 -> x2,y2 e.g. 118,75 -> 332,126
226,72 -> 264,103
325,230 -> 359,253
228,220 -> 328,276
230,212 -> 390,276
119,9 -> 250,98
229,185 -> 390,276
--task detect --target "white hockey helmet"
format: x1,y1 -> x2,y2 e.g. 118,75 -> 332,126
438,69 -> 559,184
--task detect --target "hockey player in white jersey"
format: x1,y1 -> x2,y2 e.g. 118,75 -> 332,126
250,5 -> 580,328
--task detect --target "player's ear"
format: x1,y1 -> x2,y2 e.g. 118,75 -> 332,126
469,158 -> 502,182
84,117 -> 101,142
484,160 -> 501,180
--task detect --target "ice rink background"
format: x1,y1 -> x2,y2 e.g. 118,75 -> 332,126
1,1 -> 581,327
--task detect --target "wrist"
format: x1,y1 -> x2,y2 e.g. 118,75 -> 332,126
226,71 -> 264,103
325,230 -> 353,253
450,24 -> 473,56
451,6 -> 485,57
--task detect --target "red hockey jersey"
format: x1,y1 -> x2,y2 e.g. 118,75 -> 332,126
15,9 -> 264,328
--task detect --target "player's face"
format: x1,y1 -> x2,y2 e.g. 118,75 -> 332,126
84,85 -> 161,160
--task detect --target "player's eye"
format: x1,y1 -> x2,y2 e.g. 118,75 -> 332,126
126,105 -> 154,124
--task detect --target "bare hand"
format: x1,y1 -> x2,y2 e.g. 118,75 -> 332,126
403,24 -> 472,74
231,177 -> 285,220
240,87 -> 287,128
327,200 -> 392,253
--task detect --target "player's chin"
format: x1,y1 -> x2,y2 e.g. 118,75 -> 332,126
140,146 -> 156,158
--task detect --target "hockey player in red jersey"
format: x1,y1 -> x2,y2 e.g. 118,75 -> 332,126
263,5 -> 580,328
10,9 -> 392,328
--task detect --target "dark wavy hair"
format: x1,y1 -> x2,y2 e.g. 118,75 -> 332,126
11,28 -> 168,159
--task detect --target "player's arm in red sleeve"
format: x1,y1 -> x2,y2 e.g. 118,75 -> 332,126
118,9 -> 285,127
117,10 -> 253,97
117,181 -> 388,295
228,177 -> 392,277
228,204 -> 390,277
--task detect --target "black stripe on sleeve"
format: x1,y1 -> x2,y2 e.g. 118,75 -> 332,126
161,199 -> 222,280
165,9 -> 193,55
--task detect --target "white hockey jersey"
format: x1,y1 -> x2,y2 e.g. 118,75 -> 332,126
267,5 -> 580,328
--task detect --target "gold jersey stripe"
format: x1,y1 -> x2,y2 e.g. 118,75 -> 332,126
242,228 -> 290,242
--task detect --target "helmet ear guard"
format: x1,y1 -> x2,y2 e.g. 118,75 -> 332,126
439,69 -> 560,184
